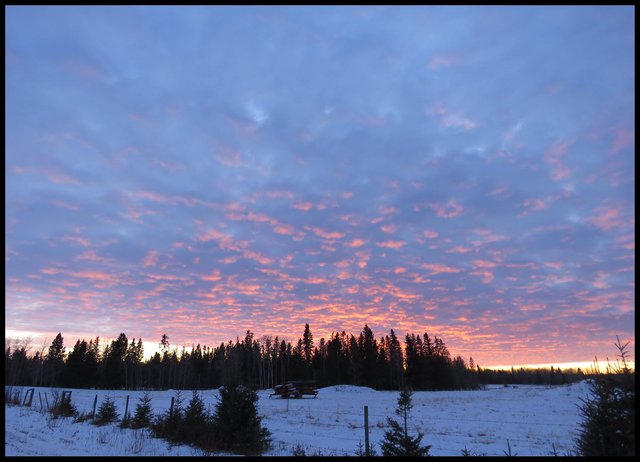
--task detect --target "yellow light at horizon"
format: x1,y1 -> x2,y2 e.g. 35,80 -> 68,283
484,360 -> 635,372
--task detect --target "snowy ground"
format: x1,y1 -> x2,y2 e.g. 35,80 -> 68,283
5,382 -> 589,456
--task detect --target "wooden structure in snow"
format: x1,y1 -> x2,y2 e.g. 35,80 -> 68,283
269,381 -> 318,399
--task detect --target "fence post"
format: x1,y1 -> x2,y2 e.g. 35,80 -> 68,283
169,396 -> 175,419
23,388 -> 35,407
364,405 -> 370,457
123,395 -> 130,422
44,392 -> 50,411
38,391 -> 44,411
92,394 -> 98,418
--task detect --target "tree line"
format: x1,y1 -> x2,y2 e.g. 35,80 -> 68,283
5,323 -> 586,391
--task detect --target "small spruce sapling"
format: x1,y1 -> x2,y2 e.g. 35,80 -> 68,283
380,388 -> 431,457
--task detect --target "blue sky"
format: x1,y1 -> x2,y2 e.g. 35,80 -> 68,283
6,6 -> 634,367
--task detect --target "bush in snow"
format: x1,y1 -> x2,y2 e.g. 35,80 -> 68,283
93,396 -> 118,426
180,390 -> 212,447
150,391 -> 184,443
130,392 -> 153,429
4,387 -> 22,406
49,390 -> 77,419
575,337 -> 635,457
211,385 -> 271,455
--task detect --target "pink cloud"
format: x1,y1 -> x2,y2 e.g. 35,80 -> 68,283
519,303 -> 547,312
345,238 -> 366,248
524,198 -> 547,211
608,128 -> 634,155
274,225 -> 296,235
423,230 -> 439,239
219,256 -> 238,264
488,185 -> 509,196
381,224 -> 396,234
75,250 -> 104,262
376,240 -> 406,249
51,200 -> 80,211
429,102 -> 476,130
473,260 -> 497,268
62,235 -> 91,247
544,141 -> 574,180
470,270 -> 494,284
242,250 -> 273,266
447,245 -> 473,254
519,198 -> 549,217
421,263 -> 460,274
310,227 -> 345,240
292,201 -> 314,211
141,250 -> 159,268
587,206 -> 625,231
47,170 -> 81,185
198,229 -> 228,243
427,54 -> 460,69
213,144 -> 244,167
429,199 -> 464,218
68,271 -> 119,288
135,190 -> 172,204
592,271 -> 609,289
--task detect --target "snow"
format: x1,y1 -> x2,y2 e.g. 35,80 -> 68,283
5,382 -> 590,456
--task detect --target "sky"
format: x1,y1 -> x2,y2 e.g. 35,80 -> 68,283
5,6 -> 635,368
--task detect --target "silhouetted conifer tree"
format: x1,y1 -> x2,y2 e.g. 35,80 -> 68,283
380,388 -> 431,456
211,385 -> 271,455
131,392 -> 153,429
575,337 -> 635,456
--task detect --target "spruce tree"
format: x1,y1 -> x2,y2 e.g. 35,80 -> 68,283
131,392 -> 153,429
181,390 -> 210,446
380,388 -> 431,456
575,337 -> 635,456
211,385 -> 271,455
93,396 -> 119,425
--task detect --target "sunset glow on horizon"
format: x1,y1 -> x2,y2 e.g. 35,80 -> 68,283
6,6 -> 635,370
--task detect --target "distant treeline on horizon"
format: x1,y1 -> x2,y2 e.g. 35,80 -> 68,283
5,323 -> 588,391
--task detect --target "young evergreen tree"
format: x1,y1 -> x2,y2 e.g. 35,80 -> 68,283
211,385 -> 271,455
131,392 -> 153,429
575,337 -> 635,456
181,390 -> 211,446
93,396 -> 119,425
380,388 -> 431,456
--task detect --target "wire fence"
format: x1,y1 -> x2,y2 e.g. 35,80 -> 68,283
5,384 -> 582,456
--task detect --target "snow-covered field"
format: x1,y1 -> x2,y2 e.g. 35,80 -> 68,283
5,382 -> 589,456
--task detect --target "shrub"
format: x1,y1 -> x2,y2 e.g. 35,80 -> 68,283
150,391 -> 184,443
49,390 -> 77,419
181,390 -> 211,446
4,387 -> 21,406
93,396 -> 119,425
575,337 -> 635,456
211,385 -> 271,455
131,392 -> 153,429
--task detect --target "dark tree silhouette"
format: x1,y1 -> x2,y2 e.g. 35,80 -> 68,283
211,385 -> 271,455
380,388 -> 431,457
45,333 -> 65,387
575,337 -> 635,456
